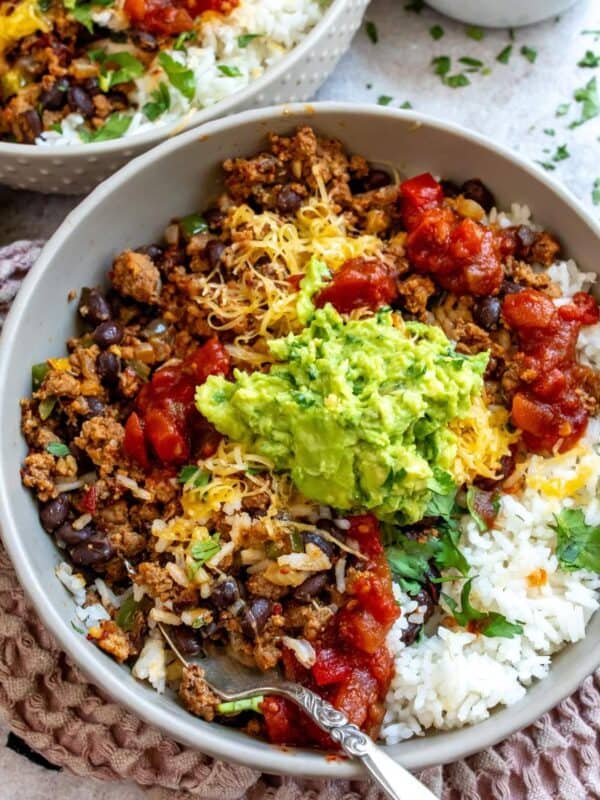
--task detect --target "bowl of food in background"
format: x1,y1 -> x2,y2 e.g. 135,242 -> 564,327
425,0 -> 580,28
1,103 -> 600,777
0,0 -> 367,194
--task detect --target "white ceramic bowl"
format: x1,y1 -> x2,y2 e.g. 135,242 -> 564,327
425,0 -> 580,27
1,103 -> 600,779
0,0 -> 366,196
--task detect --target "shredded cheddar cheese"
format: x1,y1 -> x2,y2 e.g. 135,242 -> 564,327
0,0 -> 50,56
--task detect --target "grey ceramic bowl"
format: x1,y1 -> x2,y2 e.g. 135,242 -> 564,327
1,103 -> 600,779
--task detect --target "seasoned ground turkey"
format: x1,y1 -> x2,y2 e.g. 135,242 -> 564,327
74,417 -> 125,477
89,620 -> 136,663
110,251 -> 162,305
179,666 -> 220,721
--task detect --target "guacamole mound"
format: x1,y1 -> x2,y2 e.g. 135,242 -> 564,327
195,307 -> 488,522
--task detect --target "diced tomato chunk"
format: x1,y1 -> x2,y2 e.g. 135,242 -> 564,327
337,606 -> 388,655
558,292 -> 600,325
400,173 -> 445,230
79,484 -> 97,515
184,336 -> 231,385
315,257 -> 398,314
502,289 -> 556,329
124,0 -> 237,34
347,513 -> 383,558
311,648 -> 352,687
144,407 -> 189,463
123,411 -> 150,469
329,668 -> 378,729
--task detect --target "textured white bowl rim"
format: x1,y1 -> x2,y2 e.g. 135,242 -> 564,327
0,0 -> 347,159
2,103 -> 600,780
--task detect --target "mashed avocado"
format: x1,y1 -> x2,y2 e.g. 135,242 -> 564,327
195,307 -> 488,522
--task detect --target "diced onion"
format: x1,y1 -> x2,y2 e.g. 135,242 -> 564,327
72,513 -> 92,530
115,473 -> 153,501
335,557 -> 347,593
281,637 -> 316,668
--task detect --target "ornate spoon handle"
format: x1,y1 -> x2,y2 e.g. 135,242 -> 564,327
279,683 -> 437,800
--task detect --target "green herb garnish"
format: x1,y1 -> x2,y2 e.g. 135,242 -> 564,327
432,55 -> 451,77
578,50 -> 600,67
31,362 -> 49,390
465,26 -> 484,41
237,33 -> 261,48
442,578 -> 524,638
158,52 -> 195,101
179,213 -> 208,237
551,509 -> 600,572
445,74 -> 471,88
459,56 -> 483,68
430,25 -> 444,40
116,595 -> 140,631
142,82 -> 170,121
496,45 -> 512,64
365,20 -> 378,44
593,178 -> 600,206
556,102 -> 570,116
543,127 -> 555,136
46,442 -> 71,457
98,51 -> 144,91
400,100 -> 413,109
520,45 -> 537,63
552,144 -> 570,162
79,113 -> 132,143
174,31 -> 196,50
190,534 -> 221,565
570,76 -> 599,127
536,161 -> 556,171
71,621 -> 85,634
218,64 -> 242,77
177,465 -> 211,487
377,95 -> 393,106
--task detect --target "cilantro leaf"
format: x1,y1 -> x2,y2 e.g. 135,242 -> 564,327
571,76 -> 599,127
459,56 -> 483,67
520,45 -> 537,64
218,64 -> 242,77
552,144 -> 570,162
551,508 -> 600,572
430,25 -> 444,40
237,33 -> 261,48
443,578 -> 524,638
497,45 -> 512,64
400,101 -> 413,109
465,26 -> 484,41
365,20 -> 378,44
71,3 -> 94,33
432,55 -> 451,76
445,74 -> 471,88
116,595 -> 140,631
593,178 -> 600,206
556,102 -> 570,116
158,52 -> 196,101
190,534 -> 221,565
98,51 -> 144,91
79,113 -> 132,143
46,442 -> 71,457
174,31 -> 196,50
425,468 -> 457,518
143,82 -> 170,121
435,520 -> 470,575
578,50 -> 600,68
377,95 -> 393,106
466,486 -> 496,532
177,464 -> 211,487
387,537 -> 438,595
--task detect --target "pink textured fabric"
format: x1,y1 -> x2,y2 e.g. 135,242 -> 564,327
2,240 -> 600,800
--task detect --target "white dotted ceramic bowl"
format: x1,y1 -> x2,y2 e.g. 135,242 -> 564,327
425,0 -> 579,27
1,103 -> 599,778
0,0 -> 367,195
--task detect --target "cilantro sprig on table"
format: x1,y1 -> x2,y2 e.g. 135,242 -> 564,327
551,509 -> 600,572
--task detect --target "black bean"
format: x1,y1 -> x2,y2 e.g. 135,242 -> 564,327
294,571 -> 328,601
440,179 -> 461,198
500,280 -> 523,296
239,598 -> 272,637
21,110 -> 42,143
69,443 -> 93,470
39,495 -> 70,532
198,621 -> 219,638
364,169 -> 391,191
84,396 -> 105,418
70,535 -> 114,567
205,240 -> 225,269
82,77 -> 100,96
461,178 -> 496,214
472,296 -> 502,331
80,288 -> 112,326
400,622 -> 421,647
211,578 -> 239,608
93,320 -> 124,348
276,186 -> 303,215
67,86 -> 94,118
96,351 -> 120,385
129,29 -> 159,51
204,208 -> 225,232
137,244 -> 163,262
411,588 -> 435,623
56,522 -> 94,546
304,531 -> 335,560
39,80 -> 68,111
169,625 -> 202,656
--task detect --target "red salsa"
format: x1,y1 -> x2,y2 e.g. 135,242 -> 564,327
502,289 -> 599,453
315,257 -> 398,314
124,0 -> 238,35
262,514 -> 399,747
124,337 -> 230,467
400,173 -> 504,296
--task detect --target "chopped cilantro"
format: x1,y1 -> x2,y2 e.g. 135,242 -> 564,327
237,33 -> 261,48
543,127 -> 555,136
509,27 -> 515,41
173,31 -> 196,50
430,25 -> 444,40
218,65 -> 242,77
465,26 -> 484,41
158,52 -> 195,101
458,56 -> 483,67
520,45 -> 537,63
570,76 -> 599,127
177,464 -> 211,487
87,47 -> 106,63
465,487 -> 498,532
50,122 -> 63,134
536,161 -> 556,171
593,178 -> 600,206
377,95 -> 393,106
142,82 -> 170,121
46,442 -> 71,457
578,50 -> 600,67
98,51 -> 144,92
179,213 -> 208,237
400,101 -> 413,109
71,621 -> 85,634
190,534 -> 221,565
71,4 -> 94,34
432,55 -> 451,77
551,509 -> 600,572
552,144 -> 570,162
445,74 -> 470,88
556,102 -> 570,116
365,20 -> 378,44
496,44 -> 512,64
442,578 -> 524,638
116,595 -> 139,631
79,113 -> 132,143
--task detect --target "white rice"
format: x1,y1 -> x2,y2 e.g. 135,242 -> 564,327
36,0 -> 323,147
382,238 -> 600,744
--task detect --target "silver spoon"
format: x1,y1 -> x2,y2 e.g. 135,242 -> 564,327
157,623 -> 436,800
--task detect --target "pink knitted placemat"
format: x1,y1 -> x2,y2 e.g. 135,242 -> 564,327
2,240 -> 600,800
